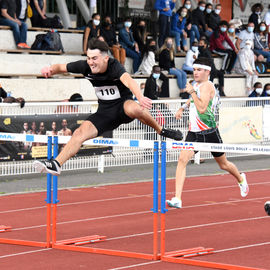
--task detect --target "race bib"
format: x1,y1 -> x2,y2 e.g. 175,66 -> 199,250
95,85 -> 121,100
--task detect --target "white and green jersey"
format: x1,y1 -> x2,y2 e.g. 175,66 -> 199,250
189,81 -> 219,132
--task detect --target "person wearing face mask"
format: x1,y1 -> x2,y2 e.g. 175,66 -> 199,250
133,19 -> 147,54
182,41 -> 199,74
248,82 -> 263,97
210,21 -> 238,74
236,22 -> 255,51
206,3 -> 221,37
171,7 -> 188,53
100,16 -> 126,65
119,17 -> 141,73
154,0 -> 176,48
233,40 -> 259,94
223,23 -> 237,49
191,0 -> 207,37
254,22 -> 270,63
136,39 -> 157,75
264,4 -> 270,27
158,37 -> 187,97
248,3 -> 263,29
83,13 -> 100,54
261,83 -> 270,97
204,3 -> 213,36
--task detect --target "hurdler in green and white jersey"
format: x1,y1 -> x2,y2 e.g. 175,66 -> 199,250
189,81 -> 219,132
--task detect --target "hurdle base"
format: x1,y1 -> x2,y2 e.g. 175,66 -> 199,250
56,235 -> 106,246
0,225 -> 12,233
0,238 -> 48,248
163,246 -> 214,258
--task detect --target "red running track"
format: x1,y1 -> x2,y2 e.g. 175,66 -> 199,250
0,170 -> 270,270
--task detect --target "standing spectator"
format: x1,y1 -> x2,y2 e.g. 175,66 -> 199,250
100,16 -> 126,65
119,17 -> 141,73
182,41 -> 199,74
248,3 -> 263,29
198,38 -> 225,96
236,22 -> 255,50
191,1 -> 206,37
0,0 -> 30,49
83,13 -> 100,54
262,83 -> 270,97
210,21 -> 238,73
30,0 -> 46,27
154,0 -> 176,48
158,37 -> 187,96
16,0 -> 28,22
233,40 -> 259,94
144,0 -> 159,43
264,4 -> 270,27
136,39 -> 157,75
248,82 -> 263,97
205,3 -> 221,37
254,22 -> 270,63
133,19 -> 147,53
171,7 -> 188,53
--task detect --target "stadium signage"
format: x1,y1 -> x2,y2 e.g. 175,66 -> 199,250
0,134 -> 16,140
172,142 -> 194,150
93,139 -> 119,145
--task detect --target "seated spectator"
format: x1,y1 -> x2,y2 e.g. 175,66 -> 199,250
236,22 -> 255,50
204,3 -> 213,36
0,82 -> 25,107
100,16 -> 126,65
261,83 -> 270,97
0,0 -> 30,49
171,7 -> 188,53
133,19 -> 147,53
154,0 -> 176,48
207,3 -> 221,36
210,20 -> 238,73
248,82 -> 263,97
248,3 -> 263,29
233,40 -> 258,94
191,1 -> 206,37
264,4 -> 270,27
136,39 -> 157,75
255,54 -> 269,74
254,22 -> 270,63
223,23 -> 238,49
158,37 -> 187,97
30,0 -> 46,27
144,65 -> 169,99
119,17 -> 141,73
182,41 -> 198,74
182,0 -> 200,47
83,13 -> 100,54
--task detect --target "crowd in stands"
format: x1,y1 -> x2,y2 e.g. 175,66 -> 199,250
1,1 -> 270,98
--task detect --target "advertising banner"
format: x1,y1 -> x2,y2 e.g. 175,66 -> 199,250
0,114 -> 112,161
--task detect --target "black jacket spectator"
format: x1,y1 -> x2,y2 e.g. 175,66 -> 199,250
100,23 -> 117,47
191,6 -> 206,33
208,12 -> 220,31
16,0 -> 27,21
159,49 -> 175,71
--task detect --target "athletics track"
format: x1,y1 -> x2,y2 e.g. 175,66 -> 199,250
1,169 -> 270,270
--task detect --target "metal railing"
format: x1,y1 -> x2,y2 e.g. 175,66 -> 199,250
0,97 -> 269,176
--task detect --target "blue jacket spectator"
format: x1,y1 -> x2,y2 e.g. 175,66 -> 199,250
155,0 -> 176,48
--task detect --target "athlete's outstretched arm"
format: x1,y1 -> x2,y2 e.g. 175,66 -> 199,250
120,72 -> 152,110
41,64 -> 68,78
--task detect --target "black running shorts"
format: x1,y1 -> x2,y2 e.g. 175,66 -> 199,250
185,128 -> 224,157
86,98 -> 134,136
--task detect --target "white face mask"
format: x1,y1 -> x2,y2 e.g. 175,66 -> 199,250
124,21 -> 132,28
215,9 -> 221,15
255,88 -> 263,95
181,12 -> 187,17
191,46 -> 198,52
93,19 -> 100,26
185,4 -> 191,9
266,90 -> 270,95
245,44 -> 252,50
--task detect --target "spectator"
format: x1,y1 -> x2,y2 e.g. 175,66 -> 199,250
133,19 -> 147,53
204,3 -> 213,36
119,17 -> 141,73
100,16 -> 126,65
264,4 -> 270,27
254,22 -> 270,63
205,3 -> 221,37
255,54 -> 268,74
144,0 -> 159,43
171,7 -> 188,53
16,0 -> 28,22
233,39 -> 258,94
183,0 -> 200,47
236,22 -> 255,50
223,23 -> 238,49
210,21 -> 238,73
262,83 -> 270,97
198,38 -> 225,96
83,13 -> 100,54
191,1 -> 206,37
248,82 -> 263,97
182,41 -> 199,74
0,82 -> 25,107
0,0 -> 30,49
248,3 -> 263,29
144,65 -> 169,99
30,0 -> 46,27
158,37 -> 187,97
154,0 -> 176,48
136,39 -> 157,75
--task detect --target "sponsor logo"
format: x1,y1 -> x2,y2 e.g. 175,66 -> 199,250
172,142 -> 195,150
0,134 -> 16,140
93,139 -> 119,145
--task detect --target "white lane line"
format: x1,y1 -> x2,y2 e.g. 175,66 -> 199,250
0,248 -> 51,259
107,261 -> 160,270
215,242 -> 270,253
1,180 -> 270,215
